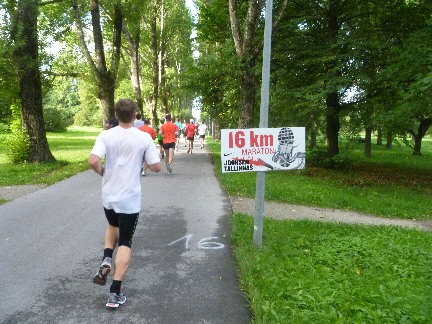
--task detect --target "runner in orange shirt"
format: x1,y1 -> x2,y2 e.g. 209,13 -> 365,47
159,114 -> 179,175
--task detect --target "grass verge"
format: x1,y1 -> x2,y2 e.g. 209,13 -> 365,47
208,140 -> 432,220
0,126 -> 101,186
231,214 -> 432,323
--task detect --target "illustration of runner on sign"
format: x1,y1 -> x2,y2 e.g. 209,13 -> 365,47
272,127 -> 306,169
221,127 -> 305,173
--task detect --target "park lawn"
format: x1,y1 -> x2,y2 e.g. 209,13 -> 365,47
208,138 -> 432,323
231,214 -> 432,323
208,140 -> 432,221
0,126 -> 101,186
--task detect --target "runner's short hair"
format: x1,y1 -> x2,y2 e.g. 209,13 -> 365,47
115,99 -> 137,123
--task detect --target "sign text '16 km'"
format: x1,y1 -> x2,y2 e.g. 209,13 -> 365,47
228,131 -> 274,149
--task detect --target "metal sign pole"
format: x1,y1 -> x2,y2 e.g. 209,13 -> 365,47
253,0 -> 273,247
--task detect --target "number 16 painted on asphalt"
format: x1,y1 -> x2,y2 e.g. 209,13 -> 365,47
168,234 -> 225,250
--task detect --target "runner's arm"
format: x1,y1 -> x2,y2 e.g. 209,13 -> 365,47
147,162 -> 161,173
88,154 -> 104,176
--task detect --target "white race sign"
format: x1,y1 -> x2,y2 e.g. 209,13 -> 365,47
221,127 -> 306,173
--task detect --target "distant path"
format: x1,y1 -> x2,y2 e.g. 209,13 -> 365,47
230,196 -> 432,231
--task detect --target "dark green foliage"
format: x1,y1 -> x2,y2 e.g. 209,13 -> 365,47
42,77 -> 79,131
307,149 -> 354,169
43,106 -> 74,132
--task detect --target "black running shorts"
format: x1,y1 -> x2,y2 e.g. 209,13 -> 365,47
163,142 -> 176,149
104,208 -> 139,248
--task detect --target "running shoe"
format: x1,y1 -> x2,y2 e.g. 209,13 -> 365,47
166,163 -> 172,174
93,257 -> 112,285
106,292 -> 127,308
141,170 -> 146,176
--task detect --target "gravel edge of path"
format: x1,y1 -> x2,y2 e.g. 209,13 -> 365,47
230,196 -> 432,231
0,184 -> 48,201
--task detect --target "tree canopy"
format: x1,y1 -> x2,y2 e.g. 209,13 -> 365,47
0,0 -> 431,161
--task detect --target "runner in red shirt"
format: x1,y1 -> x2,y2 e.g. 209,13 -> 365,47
186,119 -> 196,154
159,114 -> 179,174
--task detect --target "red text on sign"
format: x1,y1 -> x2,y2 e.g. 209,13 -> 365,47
228,131 -> 274,148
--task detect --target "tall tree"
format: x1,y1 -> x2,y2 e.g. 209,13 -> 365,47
195,0 -> 239,134
228,0 -> 288,128
122,1 -> 145,113
382,2 -> 432,155
72,0 -> 123,126
9,0 -> 55,162
271,0 -> 374,157
133,0 -> 193,126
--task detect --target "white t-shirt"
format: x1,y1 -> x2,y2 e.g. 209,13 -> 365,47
134,119 -> 144,128
91,126 -> 160,213
198,124 -> 207,136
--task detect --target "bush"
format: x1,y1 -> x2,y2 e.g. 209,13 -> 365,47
44,106 -> 74,132
0,122 -> 10,134
5,121 -> 29,163
307,149 -> 353,169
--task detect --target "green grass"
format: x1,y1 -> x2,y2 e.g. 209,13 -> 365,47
231,214 -> 432,323
207,137 -> 432,323
0,126 -> 101,186
208,140 -> 432,220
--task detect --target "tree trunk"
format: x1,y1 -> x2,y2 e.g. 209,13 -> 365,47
325,92 -> 341,157
323,2 -> 342,158
150,3 -> 159,127
386,130 -> 393,148
12,0 -> 54,162
227,0 -> 288,128
159,1 -> 169,114
72,0 -> 122,126
308,112 -> 318,150
228,0 -> 264,129
376,127 -> 383,145
363,102 -> 374,158
364,126 -> 372,158
409,118 -> 432,156
124,28 -> 143,112
99,79 -> 115,126
238,59 -> 256,129
214,117 -> 221,141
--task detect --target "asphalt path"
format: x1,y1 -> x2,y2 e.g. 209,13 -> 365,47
0,143 -> 251,323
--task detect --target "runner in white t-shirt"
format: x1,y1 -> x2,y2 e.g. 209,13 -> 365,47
88,99 -> 161,308
198,121 -> 207,149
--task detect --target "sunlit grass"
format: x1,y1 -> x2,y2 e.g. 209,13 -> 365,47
0,126 -> 101,186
